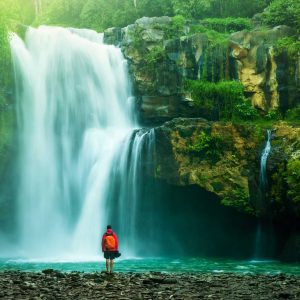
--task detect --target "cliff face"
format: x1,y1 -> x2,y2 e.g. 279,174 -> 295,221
230,26 -> 299,112
103,17 -> 300,221
104,18 -> 299,125
153,118 -> 300,220
268,124 -> 300,217
154,118 -> 261,214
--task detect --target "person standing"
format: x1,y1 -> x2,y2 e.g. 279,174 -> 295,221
102,225 -> 119,274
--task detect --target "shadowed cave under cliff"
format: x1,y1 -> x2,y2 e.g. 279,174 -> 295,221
109,179 -> 279,259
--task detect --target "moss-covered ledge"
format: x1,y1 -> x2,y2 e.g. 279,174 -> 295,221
153,118 -> 300,217
154,118 -> 263,214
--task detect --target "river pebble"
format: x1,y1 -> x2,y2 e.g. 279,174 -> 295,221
0,270 -> 300,299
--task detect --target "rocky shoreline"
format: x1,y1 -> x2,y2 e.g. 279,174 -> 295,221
1,270 -> 300,299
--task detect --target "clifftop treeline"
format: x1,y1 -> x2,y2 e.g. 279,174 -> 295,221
1,0 -> 299,108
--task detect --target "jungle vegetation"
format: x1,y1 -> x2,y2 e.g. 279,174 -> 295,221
0,0 -> 299,117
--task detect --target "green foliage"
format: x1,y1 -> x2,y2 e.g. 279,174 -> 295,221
186,80 -> 257,121
274,37 -> 300,57
171,0 -> 211,19
172,15 -> 186,28
31,0 -> 268,33
34,0 -> 86,28
168,15 -> 186,36
172,0 -> 266,19
270,153 -> 300,216
0,0 -> 35,106
145,46 -> 165,64
79,0 -> 138,31
285,105 -> 300,123
186,131 -> 223,160
0,110 -> 14,159
221,189 -> 254,214
234,101 -> 259,121
264,108 -> 282,120
286,158 -> 300,208
35,0 -> 174,31
262,0 -> 300,31
189,24 -> 229,44
200,18 -> 252,33
0,1 -> 15,103
270,162 -> 286,204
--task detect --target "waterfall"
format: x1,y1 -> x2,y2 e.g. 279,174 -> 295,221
10,26 -> 152,260
259,129 -> 272,191
107,129 -> 156,256
254,129 -> 272,259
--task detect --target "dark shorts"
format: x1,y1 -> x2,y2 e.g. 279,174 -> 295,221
104,251 -> 118,260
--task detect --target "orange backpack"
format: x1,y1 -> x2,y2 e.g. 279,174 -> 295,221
104,233 -> 116,250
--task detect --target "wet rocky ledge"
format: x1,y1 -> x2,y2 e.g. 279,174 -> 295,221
1,270 -> 300,299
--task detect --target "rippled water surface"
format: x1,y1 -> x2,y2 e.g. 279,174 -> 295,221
1,258 -> 300,275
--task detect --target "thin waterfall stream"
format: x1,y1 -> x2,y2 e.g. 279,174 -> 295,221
254,129 -> 272,259
10,26 -> 154,260
259,129 -> 272,192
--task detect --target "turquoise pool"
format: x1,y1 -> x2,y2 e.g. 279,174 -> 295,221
1,257 -> 300,275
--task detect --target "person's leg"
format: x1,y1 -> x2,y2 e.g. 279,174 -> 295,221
106,259 -> 109,273
109,259 -> 114,273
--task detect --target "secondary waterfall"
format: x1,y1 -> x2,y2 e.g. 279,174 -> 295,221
254,129 -> 272,259
259,129 -> 272,191
10,26 -> 152,259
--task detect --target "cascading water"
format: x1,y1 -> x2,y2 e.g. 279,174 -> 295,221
259,129 -> 272,191
10,26 -> 153,260
254,129 -> 272,259
107,129 -> 156,256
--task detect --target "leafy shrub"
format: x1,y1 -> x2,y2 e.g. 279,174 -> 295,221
274,37 -> 300,58
186,131 -> 223,161
0,0 -> 35,106
285,105 -> 300,122
286,158 -> 300,212
145,46 -> 165,64
200,18 -> 252,33
221,189 -> 254,214
233,101 -> 259,121
163,15 -> 187,38
172,15 -> 186,31
262,0 -> 300,30
188,24 -> 229,44
186,80 -> 257,121
264,108 -> 282,120
172,0 -> 266,19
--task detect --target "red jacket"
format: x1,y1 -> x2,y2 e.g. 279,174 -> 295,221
102,229 -> 118,252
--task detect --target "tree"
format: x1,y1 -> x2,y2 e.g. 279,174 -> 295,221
263,0 -> 300,30
0,0 -> 21,104
0,0 -> 36,105
171,0 -> 212,19
34,0 -> 86,27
